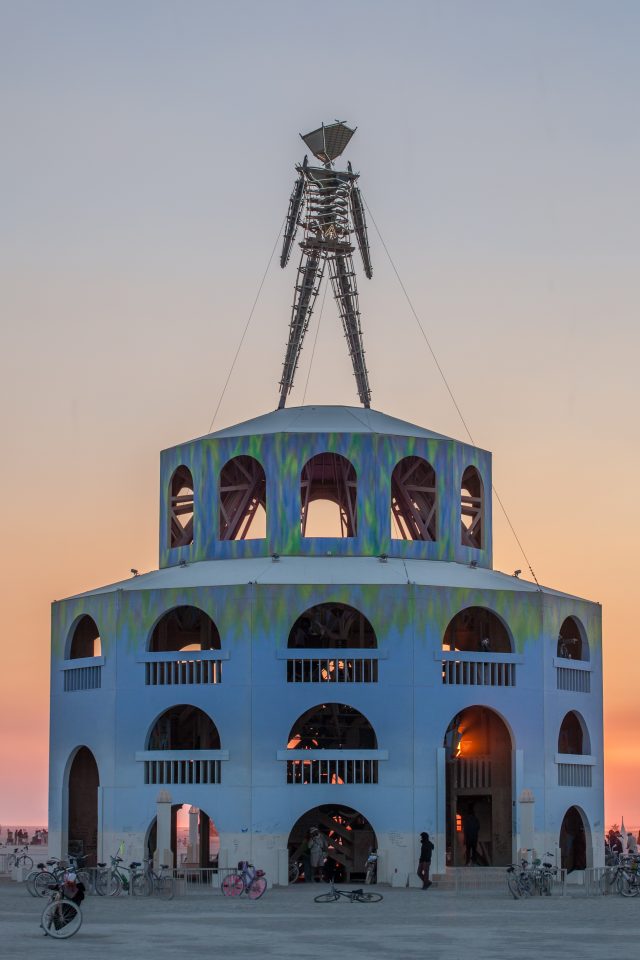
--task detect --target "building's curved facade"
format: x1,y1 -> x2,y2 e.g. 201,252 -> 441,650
48,405 -> 603,882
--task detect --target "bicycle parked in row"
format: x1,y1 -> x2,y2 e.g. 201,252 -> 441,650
8,846 -> 33,871
222,861 -> 267,899
28,856 -> 91,898
506,853 -> 559,899
601,853 -> 640,896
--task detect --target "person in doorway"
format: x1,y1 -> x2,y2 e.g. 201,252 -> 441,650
462,806 -> 480,865
417,832 -> 434,889
309,826 -> 328,882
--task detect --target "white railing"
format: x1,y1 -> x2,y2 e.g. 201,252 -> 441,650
279,648 -> 382,684
554,657 -> 591,693
286,758 -> 378,784
557,762 -> 593,787
440,651 -> 521,687
450,756 -> 492,789
136,749 -> 228,785
63,662 -> 103,691
138,651 -> 228,686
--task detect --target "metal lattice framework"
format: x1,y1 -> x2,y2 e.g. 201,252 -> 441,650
169,466 -> 194,548
278,122 -> 373,409
300,453 -> 357,537
461,466 -> 483,549
391,456 -> 437,541
219,456 -> 266,541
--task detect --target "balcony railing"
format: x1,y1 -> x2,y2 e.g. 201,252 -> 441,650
136,750 -> 228,785
138,651 -> 228,686
554,657 -> 591,693
439,651 -> 521,687
449,755 -> 492,789
61,656 -> 104,692
278,648 -> 383,684
555,753 -> 594,788
278,749 -> 387,785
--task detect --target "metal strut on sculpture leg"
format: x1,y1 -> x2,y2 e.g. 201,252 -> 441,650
328,251 -> 371,408
278,248 -> 325,410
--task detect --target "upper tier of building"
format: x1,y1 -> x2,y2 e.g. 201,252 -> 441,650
159,405 -> 493,569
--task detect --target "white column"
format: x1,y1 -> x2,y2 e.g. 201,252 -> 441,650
154,790 -> 173,871
187,806 -> 199,863
518,788 -> 535,861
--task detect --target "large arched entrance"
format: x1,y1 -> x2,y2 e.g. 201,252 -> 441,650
443,706 -> 512,866
67,747 -> 100,866
559,806 -> 588,872
146,804 -> 219,868
287,805 -> 377,882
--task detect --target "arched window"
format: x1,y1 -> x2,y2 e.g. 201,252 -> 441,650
461,466 -> 483,549
149,606 -> 221,653
557,617 -> 587,661
67,747 -> 100,866
558,711 -> 589,755
147,705 -> 221,751
391,456 -> 437,541
301,453 -> 357,538
69,616 -> 101,659
443,607 -> 512,653
169,466 -> 194,548
288,603 -> 377,649
219,456 -> 266,540
287,704 -> 377,750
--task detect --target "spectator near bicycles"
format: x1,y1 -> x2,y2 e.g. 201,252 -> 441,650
61,865 -> 85,906
309,827 -> 328,882
417,832 -> 434,889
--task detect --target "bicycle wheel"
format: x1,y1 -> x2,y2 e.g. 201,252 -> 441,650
618,872 -> 639,897
314,892 -> 340,902
96,871 -> 121,896
18,854 -> 34,871
7,855 -> 16,870
247,876 -> 267,900
354,891 -> 383,902
132,874 -> 152,897
155,877 -> 175,901
75,869 -> 92,893
507,873 -> 521,900
288,861 -> 300,884
41,900 -> 82,939
33,871 -> 57,898
25,871 -> 40,896
221,874 -> 244,897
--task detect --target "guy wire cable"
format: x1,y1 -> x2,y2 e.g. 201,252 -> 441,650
364,198 -> 540,588
207,215 -> 286,434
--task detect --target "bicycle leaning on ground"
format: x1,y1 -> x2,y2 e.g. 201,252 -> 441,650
314,882 -> 383,903
221,861 -> 267,900
40,883 -> 84,939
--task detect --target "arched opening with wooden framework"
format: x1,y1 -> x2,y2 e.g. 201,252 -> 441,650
148,606 -> 221,653
443,706 -> 513,866
286,703 -> 378,784
287,805 -> 377,883
557,616 -> 588,661
390,456 -> 437,540
147,705 -> 221,752
68,615 -> 101,659
558,711 -> 589,755
300,453 -> 357,538
67,746 -> 100,866
219,455 -> 266,540
169,465 -> 194,548
287,602 -> 377,649
460,465 -> 483,549
442,606 -> 512,654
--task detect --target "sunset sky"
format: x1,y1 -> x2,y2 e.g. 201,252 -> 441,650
1,1 -> 638,828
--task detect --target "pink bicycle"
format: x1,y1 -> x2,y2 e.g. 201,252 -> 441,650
221,861 -> 267,900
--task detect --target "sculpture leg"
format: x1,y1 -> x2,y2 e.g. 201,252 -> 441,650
278,247 -> 326,409
328,251 -> 372,407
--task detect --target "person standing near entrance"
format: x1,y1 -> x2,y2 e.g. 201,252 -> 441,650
309,826 -> 328,882
417,832 -> 434,889
462,807 -> 480,865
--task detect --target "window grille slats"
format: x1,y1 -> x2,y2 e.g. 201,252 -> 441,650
144,658 -> 223,686
64,665 -> 102,692
441,658 -> 516,687
286,656 -> 378,684
142,759 -> 221,785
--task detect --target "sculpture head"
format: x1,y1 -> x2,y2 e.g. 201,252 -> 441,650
300,121 -> 356,165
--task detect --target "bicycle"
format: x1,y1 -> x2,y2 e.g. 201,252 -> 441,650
289,859 -> 301,884
140,857 -> 175,899
40,884 -> 83,939
314,882 -> 383,903
32,856 -> 91,898
221,861 -> 267,900
8,846 -> 33,871
95,855 -> 146,896
506,854 -> 558,899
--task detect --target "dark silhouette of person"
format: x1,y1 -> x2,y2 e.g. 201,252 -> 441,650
417,832 -> 434,889
462,807 -> 480,865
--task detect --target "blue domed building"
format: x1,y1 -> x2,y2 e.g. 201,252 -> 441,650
48,403 -> 603,883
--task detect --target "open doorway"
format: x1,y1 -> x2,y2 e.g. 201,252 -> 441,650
67,747 -> 100,866
146,804 -> 219,868
287,805 -> 376,882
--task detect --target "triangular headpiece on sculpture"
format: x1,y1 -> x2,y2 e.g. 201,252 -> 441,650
300,121 -> 356,165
